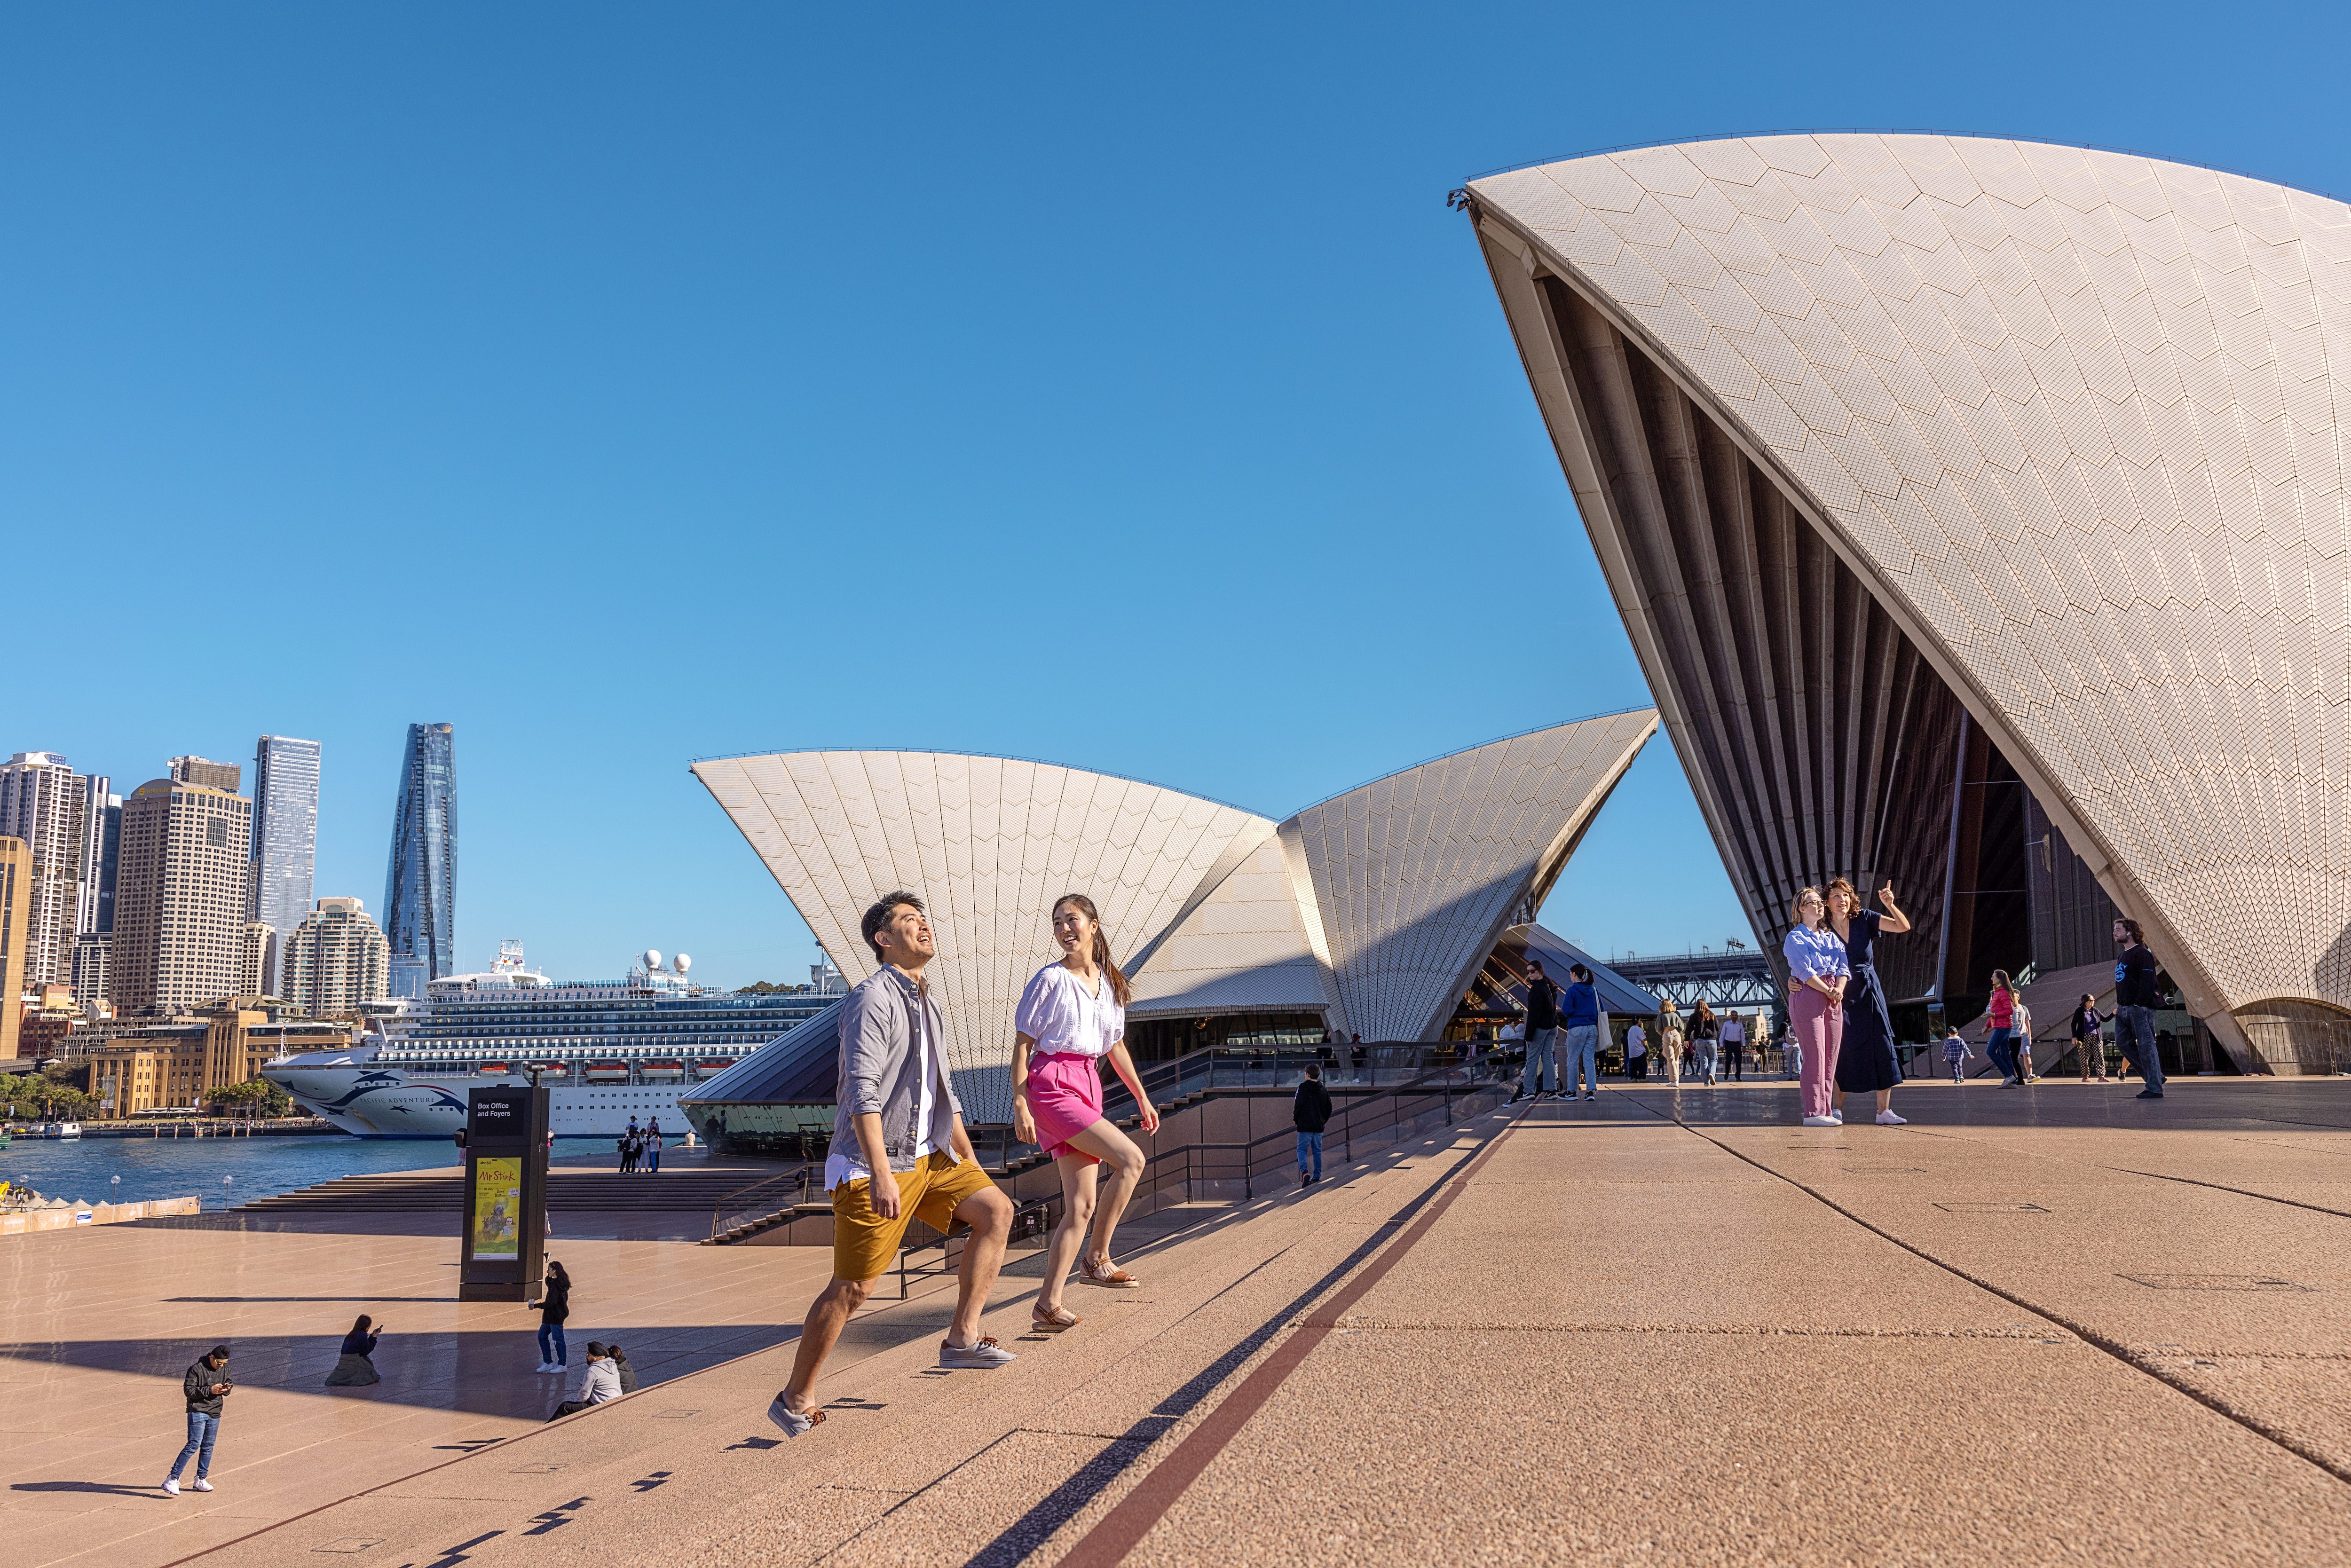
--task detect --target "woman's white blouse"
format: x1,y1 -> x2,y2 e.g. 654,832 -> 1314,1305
1014,961 -> 1125,1059
1783,923 -> 1852,982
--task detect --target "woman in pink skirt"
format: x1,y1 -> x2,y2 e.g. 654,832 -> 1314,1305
1011,892 -> 1160,1332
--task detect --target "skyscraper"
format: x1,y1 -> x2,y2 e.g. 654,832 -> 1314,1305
75,774 -> 121,937
168,756 -> 242,792
113,778 -> 253,1015
0,837 -> 29,1058
0,752 -> 84,989
281,897 -> 392,1016
383,723 -> 456,999
249,735 -> 320,994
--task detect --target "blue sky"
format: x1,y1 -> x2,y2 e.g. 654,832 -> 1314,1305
8,4 -> 2345,987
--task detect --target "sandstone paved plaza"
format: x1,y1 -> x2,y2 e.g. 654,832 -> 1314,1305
7,1078 -> 2349,1567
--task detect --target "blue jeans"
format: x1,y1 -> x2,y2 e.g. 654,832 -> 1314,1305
2117,1006 -> 2164,1092
538,1321 -> 567,1367
1562,1024 -> 1600,1095
1521,1027 -> 1556,1095
1986,1028 -> 2019,1080
1296,1131 -> 1323,1179
170,1411 -> 219,1481
647,1146 -> 660,1173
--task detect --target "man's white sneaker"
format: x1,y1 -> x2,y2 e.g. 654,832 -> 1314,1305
766,1394 -> 823,1437
533,1362 -> 552,1373
191,1479 -> 213,1492
1801,1115 -> 1838,1127
1875,1110 -> 1907,1126
162,1478 -> 180,1496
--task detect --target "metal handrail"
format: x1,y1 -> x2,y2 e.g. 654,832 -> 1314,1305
707,1163 -> 816,1241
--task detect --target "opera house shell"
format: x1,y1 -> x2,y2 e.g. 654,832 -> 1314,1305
692,710 -> 1656,1118
1464,133 -> 2351,1071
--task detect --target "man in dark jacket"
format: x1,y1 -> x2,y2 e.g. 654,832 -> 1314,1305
164,1345 -> 232,1496
1293,1064 -> 1334,1187
1513,960 -> 1562,1103
2114,918 -> 2166,1099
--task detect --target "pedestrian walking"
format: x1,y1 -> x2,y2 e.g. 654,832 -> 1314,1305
1014,892 -> 1161,1334
162,1345 -> 232,1495
1293,1063 -> 1333,1187
549,1342 -> 623,1419
1720,1009 -> 1747,1081
2071,994 -> 2109,1082
1784,888 -> 1849,1127
1689,1001 -> 1720,1085
1561,964 -> 1604,1100
1826,877 -> 1915,1126
2114,919 -> 2166,1099
1625,1020 -> 1648,1080
1658,1000 -> 1686,1086
644,1119 -> 664,1174
1941,1026 -> 1972,1084
1982,972 -> 2022,1086
324,1314 -> 383,1387
1512,960 -> 1561,1103
2014,999 -> 2041,1082
531,1259 -> 572,1372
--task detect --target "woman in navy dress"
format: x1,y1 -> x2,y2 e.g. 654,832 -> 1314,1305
1829,877 -> 1914,1125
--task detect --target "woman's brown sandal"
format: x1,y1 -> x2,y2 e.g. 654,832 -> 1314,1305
1032,1303 -> 1082,1332
1078,1258 -> 1140,1288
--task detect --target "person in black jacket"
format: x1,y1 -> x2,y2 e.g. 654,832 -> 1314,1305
1293,1064 -> 1333,1187
163,1345 -> 232,1496
2113,919 -> 2166,1098
1512,960 -> 1562,1103
325,1314 -> 383,1387
532,1260 -> 572,1373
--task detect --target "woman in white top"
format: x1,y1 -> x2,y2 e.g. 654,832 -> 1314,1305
1011,893 -> 1161,1332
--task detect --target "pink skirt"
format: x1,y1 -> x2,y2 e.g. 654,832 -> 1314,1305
1028,1051 -> 1105,1162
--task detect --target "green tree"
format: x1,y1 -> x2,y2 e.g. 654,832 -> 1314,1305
205,1078 -> 294,1118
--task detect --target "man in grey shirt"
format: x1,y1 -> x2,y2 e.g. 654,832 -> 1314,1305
769,891 -> 1016,1437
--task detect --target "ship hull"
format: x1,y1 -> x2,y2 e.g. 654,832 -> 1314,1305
262,1062 -> 703,1140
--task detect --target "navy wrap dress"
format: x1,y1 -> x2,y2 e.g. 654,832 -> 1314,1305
1834,907 -> 1903,1093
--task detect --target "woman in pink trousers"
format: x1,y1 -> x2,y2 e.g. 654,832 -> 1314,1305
1782,887 -> 1850,1127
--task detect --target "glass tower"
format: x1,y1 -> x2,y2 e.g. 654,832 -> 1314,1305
249,736 -> 321,994
383,723 -> 457,999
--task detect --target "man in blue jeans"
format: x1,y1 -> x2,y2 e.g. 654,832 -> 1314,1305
164,1345 -> 232,1496
1512,960 -> 1561,1102
2114,918 -> 2167,1099
1292,1064 -> 1333,1187
1561,964 -> 1604,1101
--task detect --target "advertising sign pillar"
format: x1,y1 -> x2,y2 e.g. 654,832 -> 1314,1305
458,1086 -> 549,1302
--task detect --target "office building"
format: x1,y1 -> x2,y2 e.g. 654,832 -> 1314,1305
1464,132 -> 2351,1070
86,1004 -> 352,1119
383,723 -> 457,999
111,779 -> 254,1016
692,711 -> 1657,1118
240,921 -> 275,1000
0,752 -> 83,989
280,897 -> 392,1017
75,774 -> 120,938
168,756 -> 242,792
71,932 -> 110,1019
0,836 -> 28,1061
249,735 -> 320,994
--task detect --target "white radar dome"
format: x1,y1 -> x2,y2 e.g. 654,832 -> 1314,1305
642,948 -> 663,972
673,953 -> 692,974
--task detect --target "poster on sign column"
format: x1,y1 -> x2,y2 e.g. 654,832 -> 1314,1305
471,1158 -> 521,1257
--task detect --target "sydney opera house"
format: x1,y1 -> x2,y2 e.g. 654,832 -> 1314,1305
1462,133 -> 2351,1073
692,711 -> 1656,1119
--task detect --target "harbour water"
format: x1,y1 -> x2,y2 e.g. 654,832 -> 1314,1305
0,1134 -> 617,1210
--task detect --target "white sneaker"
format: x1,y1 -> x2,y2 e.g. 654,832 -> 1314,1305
535,1362 -> 555,1373
1875,1110 -> 1907,1126
191,1479 -> 213,1492
162,1479 -> 180,1497
1802,1115 -> 1838,1127
1829,1109 -> 1844,1123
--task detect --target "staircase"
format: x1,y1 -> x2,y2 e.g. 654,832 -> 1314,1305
234,1168 -> 772,1214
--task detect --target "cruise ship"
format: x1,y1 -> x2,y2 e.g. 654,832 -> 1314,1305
262,945 -> 841,1139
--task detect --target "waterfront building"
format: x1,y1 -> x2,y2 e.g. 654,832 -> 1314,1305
86,1003 -> 351,1119
280,897 -> 391,1016
1464,133 -> 2351,1072
240,921 -> 275,1000
111,780 -> 255,1016
75,775 -> 120,938
383,723 -> 456,999
167,755 -> 241,792
0,752 -> 85,989
691,712 -> 1658,1119
248,735 -> 319,994
0,836 -> 28,1060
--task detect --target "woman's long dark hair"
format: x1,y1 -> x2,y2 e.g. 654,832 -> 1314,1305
548,1260 -> 570,1288
1054,893 -> 1130,1008
350,1314 -> 372,1336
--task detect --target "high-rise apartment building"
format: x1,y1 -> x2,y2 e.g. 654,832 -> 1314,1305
0,837 -> 29,1059
383,723 -> 456,1000
249,735 -> 320,994
0,752 -> 85,989
112,780 -> 254,1016
76,775 -> 121,938
240,921 -> 275,999
281,897 -> 391,1016
71,932 -> 110,1018
168,756 -> 242,792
